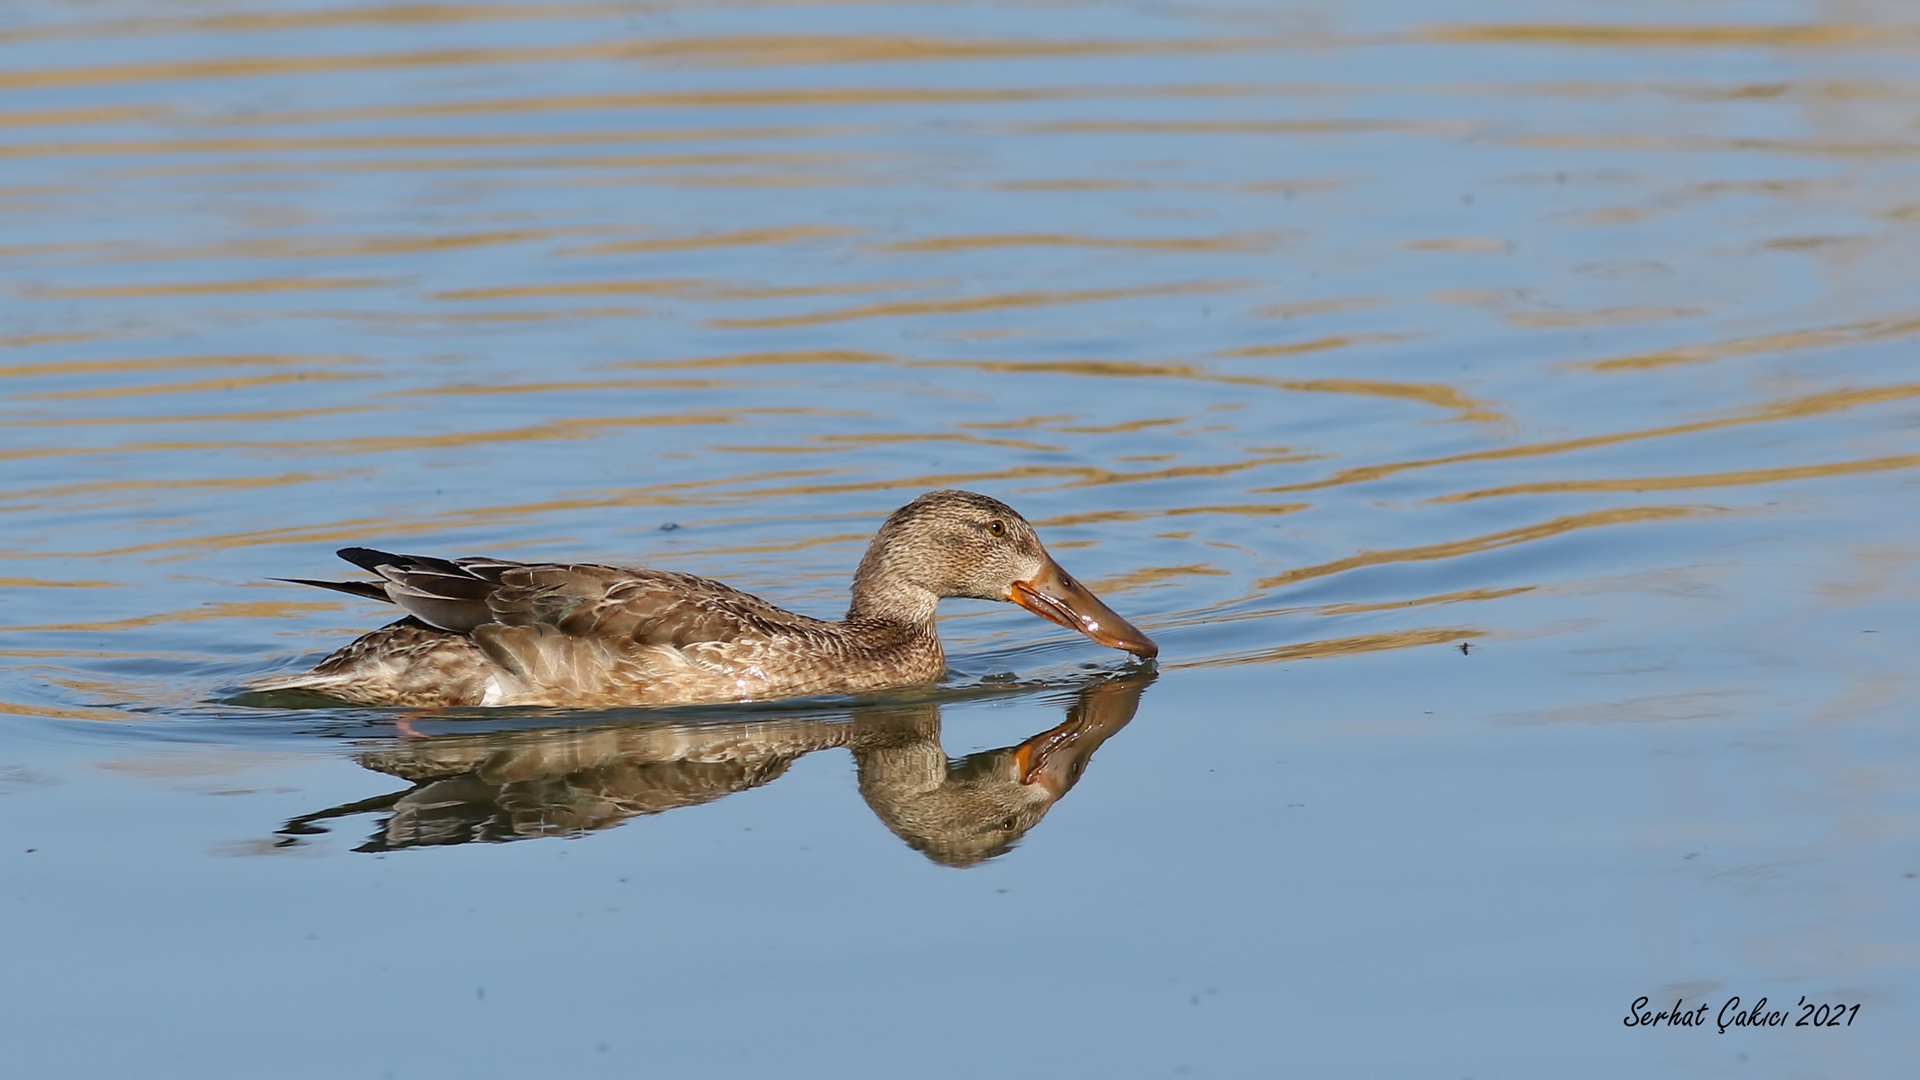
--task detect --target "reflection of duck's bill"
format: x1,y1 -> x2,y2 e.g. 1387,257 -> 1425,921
1009,558 -> 1158,659
1011,723 -> 1082,789
1008,716 -> 1114,797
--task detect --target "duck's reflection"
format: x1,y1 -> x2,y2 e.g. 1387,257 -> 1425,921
280,669 -> 1152,866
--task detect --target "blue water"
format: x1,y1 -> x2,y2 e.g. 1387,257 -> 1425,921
3,1 -> 1918,1075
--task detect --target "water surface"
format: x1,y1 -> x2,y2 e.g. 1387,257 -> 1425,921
3,1 -> 1918,1075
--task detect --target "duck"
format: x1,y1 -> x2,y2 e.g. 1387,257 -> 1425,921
251,489 -> 1157,708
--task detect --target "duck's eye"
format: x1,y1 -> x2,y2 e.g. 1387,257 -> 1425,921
987,519 -> 1006,537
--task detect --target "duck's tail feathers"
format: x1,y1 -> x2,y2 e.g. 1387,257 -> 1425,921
274,577 -> 393,603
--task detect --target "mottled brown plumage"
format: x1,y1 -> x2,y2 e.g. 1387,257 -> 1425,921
252,490 -> 1156,708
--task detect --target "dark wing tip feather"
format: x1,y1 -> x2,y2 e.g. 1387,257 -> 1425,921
330,547 -> 502,633
336,547 -> 400,574
273,577 -> 393,603
338,546 -> 476,579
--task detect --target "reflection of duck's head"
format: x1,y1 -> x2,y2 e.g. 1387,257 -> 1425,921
851,670 -> 1152,867
853,490 -> 1157,658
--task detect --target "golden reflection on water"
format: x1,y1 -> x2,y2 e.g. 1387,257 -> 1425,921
1254,383 -> 1920,495
1255,507 -> 1710,591
0,126 -> 862,161
1171,626 -> 1487,671
2,411 -> 851,468
0,577 -> 117,589
920,357 -> 1499,423
0,600 -> 342,636
1313,585 -> 1534,616
612,349 -> 892,370
35,276 -> 391,298
0,353 -> 364,381
112,150 -> 857,180
1582,310 -> 1920,371
567,225 -> 859,256
0,3 -> 641,43
1429,452 -> 1920,503
0,474 -> 347,509
1034,504 -> 1309,527
18,370 -> 372,402
0,32 -> 1291,94
0,699 -> 139,722
705,280 -> 1245,328
877,232 -> 1286,254
1422,23 -> 1920,48
1214,333 -> 1415,358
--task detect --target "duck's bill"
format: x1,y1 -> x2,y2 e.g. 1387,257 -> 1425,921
1008,559 -> 1158,659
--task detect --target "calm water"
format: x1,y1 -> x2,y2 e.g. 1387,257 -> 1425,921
4,0 -> 1919,1075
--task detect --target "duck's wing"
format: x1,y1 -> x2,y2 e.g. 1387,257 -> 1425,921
472,564 -> 825,696
480,562 -> 801,646
322,547 -> 808,645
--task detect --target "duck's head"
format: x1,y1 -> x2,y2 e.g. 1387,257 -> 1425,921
849,489 -> 1157,658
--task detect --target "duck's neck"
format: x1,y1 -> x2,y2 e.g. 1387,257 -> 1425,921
844,534 -> 942,628
845,575 -> 940,628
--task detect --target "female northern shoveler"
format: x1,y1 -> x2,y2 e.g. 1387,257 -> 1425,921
252,489 -> 1157,708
